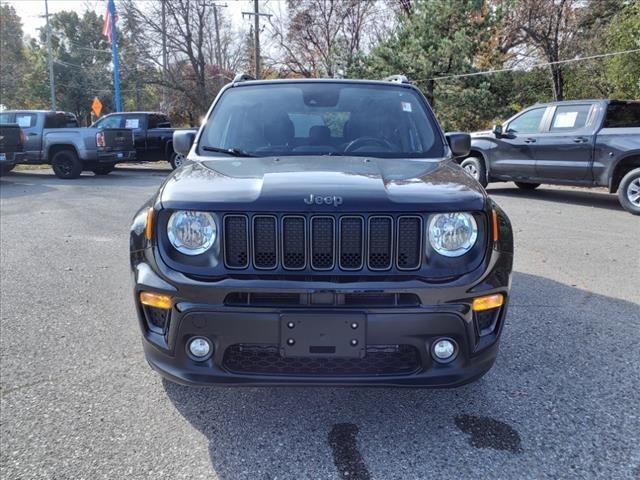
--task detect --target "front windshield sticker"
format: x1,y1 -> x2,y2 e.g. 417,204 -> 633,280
401,102 -> 412,112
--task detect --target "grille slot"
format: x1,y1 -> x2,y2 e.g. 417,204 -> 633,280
223,344 -> 421,376
253,216 -> 277,269
224,215 -> 249,268
339,217 -> 364,270
397,216 -> 423,270
282,216 -> 306,270
310,216 -> 335,270
368,216 -> 393,270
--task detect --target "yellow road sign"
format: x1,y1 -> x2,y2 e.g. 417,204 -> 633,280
92,97 -> 103,117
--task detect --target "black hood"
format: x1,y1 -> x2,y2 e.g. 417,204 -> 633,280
160,156 -> 487,212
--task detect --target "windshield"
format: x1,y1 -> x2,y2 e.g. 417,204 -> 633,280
198,82 -> 444,158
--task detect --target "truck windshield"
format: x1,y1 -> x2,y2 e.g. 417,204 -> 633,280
199,82 -> 444,158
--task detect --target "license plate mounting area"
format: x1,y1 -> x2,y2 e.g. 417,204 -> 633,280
280,313 -> 366,359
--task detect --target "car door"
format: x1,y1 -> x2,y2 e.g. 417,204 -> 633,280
533,103 -> 595,183
14,112 -> 41,161
490,106 -> 549,180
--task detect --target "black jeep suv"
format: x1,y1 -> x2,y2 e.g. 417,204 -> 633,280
130,76 -> 513,387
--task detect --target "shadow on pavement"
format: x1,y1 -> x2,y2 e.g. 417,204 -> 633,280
487,185 -> 622,212
162,272 -> 640,479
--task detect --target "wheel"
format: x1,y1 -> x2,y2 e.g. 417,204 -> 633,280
0,163 -> 15,176
51,149 -> 82,179
460,157 -> 487,187
515,182 -> 540,190
617,167 -> 640,215
91,164 -> 115,175
170,151 -> 186,169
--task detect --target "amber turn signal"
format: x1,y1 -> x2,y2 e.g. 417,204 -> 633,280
472,293 -> 504,312
145,207 -> 154,240
139,291 -> 172,310
492,210 -> 499,242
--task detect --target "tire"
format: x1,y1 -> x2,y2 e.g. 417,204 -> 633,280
170,151 -> 186,170
514,182 -> 540,191
0,163 -> 15,176
460,157 -> 487,187
617,167 -> 640,215
51,149 -> 82,179
91,164 -> 115,175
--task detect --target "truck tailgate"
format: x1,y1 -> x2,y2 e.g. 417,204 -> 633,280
0,124 -> 23,153
101,128 -> 134,151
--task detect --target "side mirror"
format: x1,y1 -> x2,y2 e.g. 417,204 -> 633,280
173,130 -> 195,156
492,124 -> 503,137
445,132 -> 471,157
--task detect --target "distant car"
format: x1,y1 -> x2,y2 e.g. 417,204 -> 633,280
92,112 -> 197,169
130,75 -> 514,388
0,123 -> 25,175
0,110 -> 136,179
460,100 -> 640,215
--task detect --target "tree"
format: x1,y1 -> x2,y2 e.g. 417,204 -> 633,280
268,0 -> 385,78
0,4 -> 26,108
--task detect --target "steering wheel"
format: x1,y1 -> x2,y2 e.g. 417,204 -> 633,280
344,136 -> 396,153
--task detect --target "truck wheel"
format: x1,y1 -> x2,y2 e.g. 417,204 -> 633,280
618,167 -> 640,215
460,157 -> 487,187
170,152 -> 186,169
92,164 -> 115,175
51,150 -> 82,179
515,182 -> 540,191
0,164 -> 15,176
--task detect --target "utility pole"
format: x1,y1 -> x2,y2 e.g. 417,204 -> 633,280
212,4 -> 225,69
242,1 -> 271,79
161,0 -> 167,109
44,0 -> 56,110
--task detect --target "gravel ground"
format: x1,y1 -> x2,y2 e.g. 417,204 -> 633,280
1,167 -> 638,480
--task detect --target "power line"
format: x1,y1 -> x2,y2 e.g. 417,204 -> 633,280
421,48 -> 640,82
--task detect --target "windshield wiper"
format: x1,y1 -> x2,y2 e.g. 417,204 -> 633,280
201,146 -> 255,157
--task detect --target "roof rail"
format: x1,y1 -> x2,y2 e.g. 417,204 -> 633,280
383,74 -> 411,84
233,73 -> 255,83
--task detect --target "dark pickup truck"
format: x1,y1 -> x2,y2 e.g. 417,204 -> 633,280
92,112 -> 196,169
0,123 -> 25,175
460,100 -> 640,214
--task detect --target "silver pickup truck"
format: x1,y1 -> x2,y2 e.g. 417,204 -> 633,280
0,110 -> 136,179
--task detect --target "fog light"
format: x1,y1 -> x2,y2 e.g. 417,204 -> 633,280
187,337 -> 212,361
432,338 -> 457,363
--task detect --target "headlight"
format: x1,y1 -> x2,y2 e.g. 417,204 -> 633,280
428,212 -> 478,257
167,210 -> 216,255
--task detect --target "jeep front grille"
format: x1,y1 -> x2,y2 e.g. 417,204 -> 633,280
223,214 -> 423,272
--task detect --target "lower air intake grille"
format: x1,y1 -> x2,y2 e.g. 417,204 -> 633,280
223,344 -> 421,376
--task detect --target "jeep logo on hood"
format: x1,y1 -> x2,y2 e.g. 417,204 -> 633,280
304,194 -> 343,207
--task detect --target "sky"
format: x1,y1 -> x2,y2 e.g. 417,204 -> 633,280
4,0 -> 256,39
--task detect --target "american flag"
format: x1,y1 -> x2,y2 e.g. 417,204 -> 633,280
102,2 -> 117,43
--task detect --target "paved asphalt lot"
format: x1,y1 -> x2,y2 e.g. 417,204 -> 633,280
1,166 -> 639,480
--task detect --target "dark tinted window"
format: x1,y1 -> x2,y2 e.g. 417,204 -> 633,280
44,113 -> 78,128
149,114 -> 170,128
604,102 -> 640,128
199,83 -> 444,158
549,104 -> 592,132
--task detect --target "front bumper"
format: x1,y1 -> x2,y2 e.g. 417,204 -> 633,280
131,247 -> 512,387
